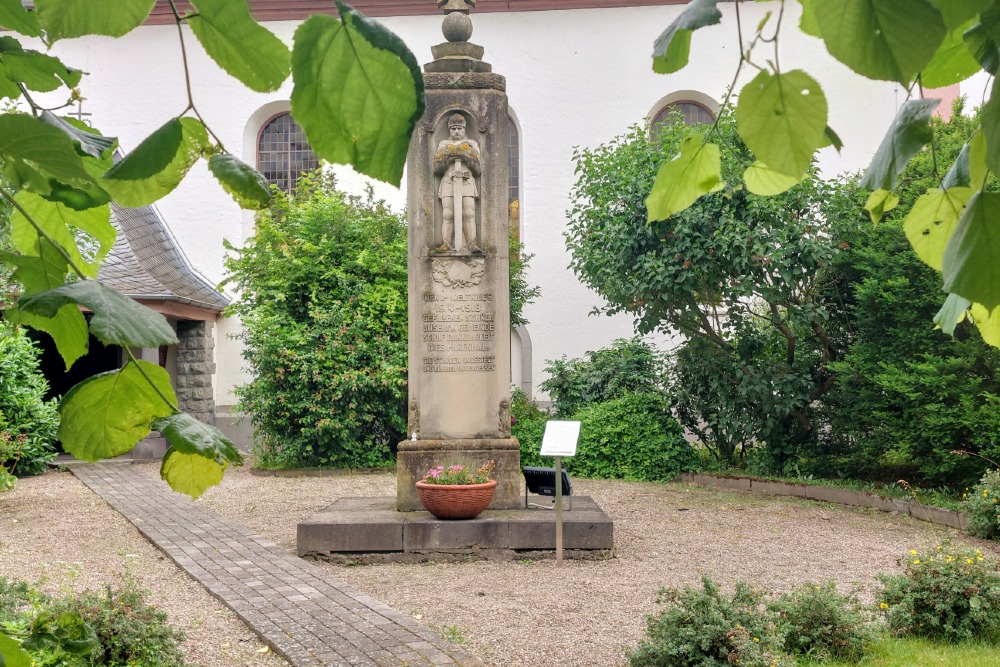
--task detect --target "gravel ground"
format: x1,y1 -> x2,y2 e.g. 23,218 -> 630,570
3,463 -> 999,667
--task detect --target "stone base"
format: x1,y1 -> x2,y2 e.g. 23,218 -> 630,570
396,438 -> 520,511
297,496 -> 614,558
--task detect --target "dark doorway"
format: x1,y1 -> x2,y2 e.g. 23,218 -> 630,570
29,319 -> 122,402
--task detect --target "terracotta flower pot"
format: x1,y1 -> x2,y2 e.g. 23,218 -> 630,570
415,479 -> 497,520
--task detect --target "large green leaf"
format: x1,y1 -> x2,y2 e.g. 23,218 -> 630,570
102,116 -> 210,207
970,301 -> 1000,347
40,111 -> 116,159
35,0 -> 155,42
0,632 -> 31,667
160,448 -> 225,499
815,0 -> 946,84
0,36 -> 81,92
736,69 -> 827,178
153,412 -> 243,466
964,20 -> 1000,74
934,293 -> 972,335
290,2 -> 424,186
798,0 -> 820,37
15,280 -> 178,348
942,191 -> 1000,309
743,161 -> 801,196
0,114 -> 99,193
946,129 -> 991,189
864,188 -> 900,223
652,0 -> 721,74
903,187 -> 974,270
928,0 -> 992,29
207,153 -> 271,209
860,99 -> 939,191
10,190 -> 111,278
0,0 -> 40,36
645,134 -> 722,221
921,20 -> 984,87
187,0 -> 290,93
58,361 -> 176,461
978,77 -> 1000,175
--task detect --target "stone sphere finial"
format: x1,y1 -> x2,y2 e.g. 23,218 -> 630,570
442,12 -> 473,42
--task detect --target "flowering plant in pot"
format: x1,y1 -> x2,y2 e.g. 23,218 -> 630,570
415,460 -> 497,520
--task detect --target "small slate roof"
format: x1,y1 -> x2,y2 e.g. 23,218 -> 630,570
100,202 -> 231,313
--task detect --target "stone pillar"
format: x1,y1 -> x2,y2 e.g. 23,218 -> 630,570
397,2 -> 520,510
175,320 -> 216,425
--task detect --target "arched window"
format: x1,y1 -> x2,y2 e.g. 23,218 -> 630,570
257,113 -> 318,194
650,100 -> 715,139
508,114 -> 520,246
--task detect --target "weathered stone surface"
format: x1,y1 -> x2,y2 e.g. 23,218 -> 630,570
404,516 -> 506,551
397,438 -> 520,511
750,479 -> 808,497
424,72 -> 505,91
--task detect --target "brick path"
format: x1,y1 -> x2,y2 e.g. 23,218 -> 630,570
71,462 -> 484,667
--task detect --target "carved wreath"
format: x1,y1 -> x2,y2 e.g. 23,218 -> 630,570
430,257 -> 486,289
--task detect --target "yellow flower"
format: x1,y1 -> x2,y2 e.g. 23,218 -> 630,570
753,637 -> 760,642
946,556 -> 953,563
967,559 -> 974,565
913,559 -> 921,565
880,602 -> 889,609
909,549 -> 918,555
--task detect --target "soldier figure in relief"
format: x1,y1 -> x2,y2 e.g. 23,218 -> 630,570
434,113 -> 482,253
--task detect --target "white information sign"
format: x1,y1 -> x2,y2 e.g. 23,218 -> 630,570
540,420 -> 580,457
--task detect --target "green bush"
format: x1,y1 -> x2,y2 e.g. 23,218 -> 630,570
878,544 -> 1000,642
514,392 -> 693,482
768,581 -> 875,662
510,388 -> 548,468
540,338 -> 667,417
222,174 -> 408,469
0,321 -> 59,478
628,577 -> 785,667
965,469 -> 1000,540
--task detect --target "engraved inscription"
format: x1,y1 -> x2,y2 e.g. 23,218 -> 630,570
421,289 -> 496,372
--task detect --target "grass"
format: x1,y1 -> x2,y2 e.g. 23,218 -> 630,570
799,637 -> 1000,666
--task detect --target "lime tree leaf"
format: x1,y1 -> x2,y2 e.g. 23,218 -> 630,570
860,99 -> 939,190
0,632 -> 32,667
102,116 -> 210,207
944,143 -> 972,188
744,161 -> 801,196
737,69 -> 827,178
10,190 -> 111,277
821,126 -> 844,152
652,0 -> 721,74
0,114 -> 99,192
815,0 -> 946,84
903,187 -> 974,269
798,0 -> 820,37
922,21 -> 984,87
207,153 -> 271,209
153,412 -> 242,466
946,129 -> 989,188
970,302 -> 1000,347
864,188 -> 900,223
646,134 -> 722,221
15,280 -> 178,348
978,77 -> 1000,175
58,361 -> 176,461
40,111 -> 116,159
35,0 -> 155,42
0,37 -> 81,91
187,0 -> 290,93
0,0 -> 40,36
160,448 -> 226,498
942,191 -> 1000,309
964,20 -> 1000,74
290,1 -> 424,186
928,0 -> 992,29
934,293 -> 971,335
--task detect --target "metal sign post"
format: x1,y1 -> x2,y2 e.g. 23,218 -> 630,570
540,421 -> 580,566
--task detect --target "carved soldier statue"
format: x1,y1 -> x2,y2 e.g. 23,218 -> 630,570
434,113 -> 482,253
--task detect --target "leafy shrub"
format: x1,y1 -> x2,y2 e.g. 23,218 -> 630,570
511,388 -> 548,467
223,173 -> 408,469
965,469 -> 1000,540
45,576 -> 189,667
628,577 -> 784,667
878,544 -> 1000,642
540,338 -> 667,417
768,581 -> 875,662
0,321 -> 59,477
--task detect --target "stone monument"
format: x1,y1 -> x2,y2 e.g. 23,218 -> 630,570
396,0 -> 521,511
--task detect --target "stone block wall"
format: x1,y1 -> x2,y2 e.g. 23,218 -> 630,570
175,320 -> 216,425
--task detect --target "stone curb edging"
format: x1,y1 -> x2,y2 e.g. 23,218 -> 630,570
678,473 -> 968,530
250,466 -> 395,478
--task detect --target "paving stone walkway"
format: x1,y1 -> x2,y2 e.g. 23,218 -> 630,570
71,462 -> 484,667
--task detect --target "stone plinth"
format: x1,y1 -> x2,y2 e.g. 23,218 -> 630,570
397,438 -> 520,511
298,496 -> 614,558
